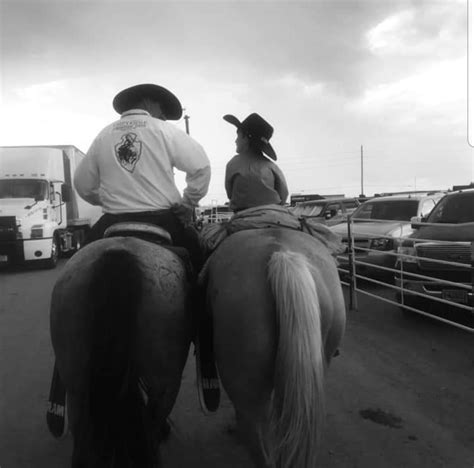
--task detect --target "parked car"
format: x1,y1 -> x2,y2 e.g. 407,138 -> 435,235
290,197 -> 361,226
330,193 -> 445,278
395,189 -> 474,326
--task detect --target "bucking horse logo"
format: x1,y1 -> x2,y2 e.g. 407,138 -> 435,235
115,133 -> 142,173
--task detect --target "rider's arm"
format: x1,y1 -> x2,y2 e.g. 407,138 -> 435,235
272,163 -> 289,205
168,129 -> 211,208
224,162 -> 232,200
73,138 -> 102,206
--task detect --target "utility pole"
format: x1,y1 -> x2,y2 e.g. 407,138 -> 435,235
360,145 -> 365,198
184,113 -> 190,135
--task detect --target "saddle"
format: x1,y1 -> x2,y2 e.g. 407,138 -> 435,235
104,222 -> 194,280
104,222 -> 172,245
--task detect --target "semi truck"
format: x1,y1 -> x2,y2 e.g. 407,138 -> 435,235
0,145 -> 102,268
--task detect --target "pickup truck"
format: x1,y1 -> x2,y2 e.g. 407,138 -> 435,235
395,189 -> 474,327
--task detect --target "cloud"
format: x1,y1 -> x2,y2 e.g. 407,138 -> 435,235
15,80 -> 68,104
350,57 -> 465,128
366,3 -> 465,58
0,1 -> 395,97
271,74 -> 325,98
367,9 -> 418,55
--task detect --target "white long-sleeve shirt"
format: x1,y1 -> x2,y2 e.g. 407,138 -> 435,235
74,109 -> 211,213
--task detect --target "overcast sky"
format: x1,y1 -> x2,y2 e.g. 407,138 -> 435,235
0,0 -> 471,205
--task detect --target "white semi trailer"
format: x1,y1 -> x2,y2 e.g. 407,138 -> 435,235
0,145 -> 102,268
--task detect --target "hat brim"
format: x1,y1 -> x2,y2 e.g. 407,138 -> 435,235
223,114 -> 242,128
223,114 -> 277,160
113,84 -> 183,120
260,142 -> 277,161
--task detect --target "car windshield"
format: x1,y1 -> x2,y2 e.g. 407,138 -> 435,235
352,199 -> 419,221
291,203 -> 325,217
427,193 -> 474,223
0,179 -> 48,200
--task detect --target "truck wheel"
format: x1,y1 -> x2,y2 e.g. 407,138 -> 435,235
45,236 -> 60,269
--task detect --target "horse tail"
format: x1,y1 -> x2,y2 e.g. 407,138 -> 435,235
266,250 -> 325,468
74,248 -> 155,467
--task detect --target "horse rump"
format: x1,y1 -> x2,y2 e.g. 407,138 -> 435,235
208,229 -> 345,468
72,248 -> 157,468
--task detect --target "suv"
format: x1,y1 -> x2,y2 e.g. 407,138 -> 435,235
290,197 -> 360,226
395,189 -> 474,325
330,193 -> 445,278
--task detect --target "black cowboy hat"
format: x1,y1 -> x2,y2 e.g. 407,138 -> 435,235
113,83 -> 183,120
223,113 -> 277,161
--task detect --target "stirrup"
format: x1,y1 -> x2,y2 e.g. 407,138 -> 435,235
103,222 -> 172,245
195,336 -> 221,414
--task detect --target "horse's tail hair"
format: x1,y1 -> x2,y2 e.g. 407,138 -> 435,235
74,248 -> 156,467
267,250 -> 325,468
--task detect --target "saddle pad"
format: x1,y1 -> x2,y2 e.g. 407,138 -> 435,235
199,204 -> 345,257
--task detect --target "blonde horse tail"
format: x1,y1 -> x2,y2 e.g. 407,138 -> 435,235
267,250 -> 325,468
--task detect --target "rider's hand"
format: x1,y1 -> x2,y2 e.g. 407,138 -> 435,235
171,204 -> 194,227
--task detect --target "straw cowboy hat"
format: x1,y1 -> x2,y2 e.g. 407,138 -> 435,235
113,83 -> 183,120
223,113 -> 277,161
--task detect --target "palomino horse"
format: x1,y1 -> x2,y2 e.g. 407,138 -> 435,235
204,227 -> 346,468
50,233 -> 193,467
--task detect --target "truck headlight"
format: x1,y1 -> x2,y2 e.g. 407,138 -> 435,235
369,238 -> 393,251
397,245 -> 417,263
31,224 -> 44,238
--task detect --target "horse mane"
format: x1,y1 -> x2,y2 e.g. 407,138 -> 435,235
73,248 -> 158,468
266,249 -> 326,468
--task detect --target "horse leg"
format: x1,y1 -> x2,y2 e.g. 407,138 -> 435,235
214,309 -> 275,468
235,407 -> 272,468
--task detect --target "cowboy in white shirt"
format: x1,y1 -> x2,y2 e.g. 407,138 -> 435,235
74,83 -> 211,269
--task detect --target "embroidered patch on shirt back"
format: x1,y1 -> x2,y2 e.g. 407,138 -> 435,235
115,133 -> 142,173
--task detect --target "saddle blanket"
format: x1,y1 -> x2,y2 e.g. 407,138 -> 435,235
199,204 -> 345,257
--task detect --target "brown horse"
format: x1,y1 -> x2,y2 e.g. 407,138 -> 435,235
204,228 -> 346,468
50,236 -> 193,467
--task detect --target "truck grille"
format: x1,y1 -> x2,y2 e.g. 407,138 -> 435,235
0,216 -> 16,241
416,243 -> 471,271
